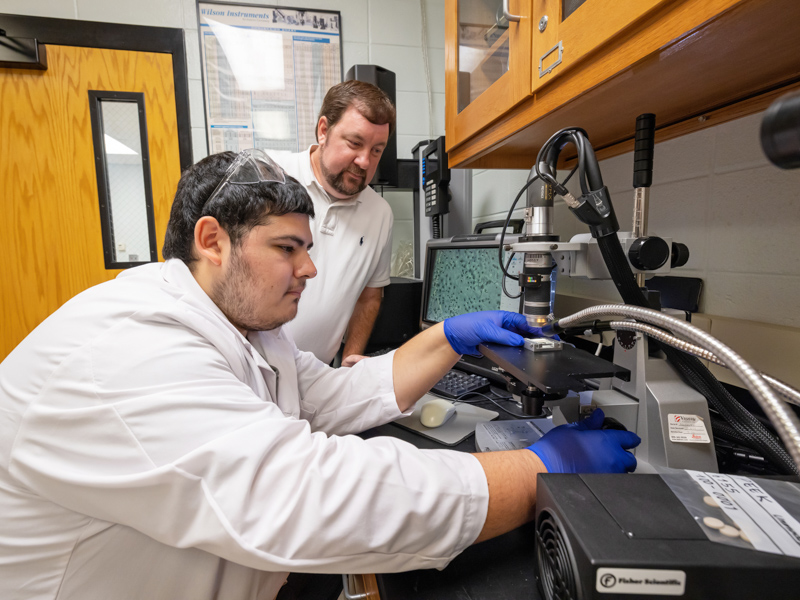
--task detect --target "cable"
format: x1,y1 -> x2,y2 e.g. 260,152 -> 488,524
532,125 -> 796,474
419,0 -> 435,139
501,252 -> 522,299
608,320 -> 800,408
499,165 -> 578,296
499,175 -> 540,282
456,391 -> 531,419
560,164 -> 578,188
431,213 -> 441,239
596,234 -> 797,475
548,304 -> 800,473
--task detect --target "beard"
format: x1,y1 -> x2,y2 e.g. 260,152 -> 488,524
318,148 -> 369,197
211,248 -> 294,332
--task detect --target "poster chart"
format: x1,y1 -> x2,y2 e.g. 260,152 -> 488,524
199,3 -> 342,154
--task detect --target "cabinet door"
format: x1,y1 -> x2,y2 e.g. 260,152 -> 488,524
531,0 -> 673,92
445,0 -> 533,150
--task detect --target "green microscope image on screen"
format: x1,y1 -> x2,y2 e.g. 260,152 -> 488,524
425,248 -> 505,322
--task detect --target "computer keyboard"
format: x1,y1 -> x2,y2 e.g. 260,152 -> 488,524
431,370 -> 491,399
365,347 -> 395,357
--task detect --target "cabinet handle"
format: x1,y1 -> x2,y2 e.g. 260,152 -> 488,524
539,40 -> 563,78
503,0 -> 522,22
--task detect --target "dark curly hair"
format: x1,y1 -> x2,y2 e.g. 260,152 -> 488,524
163,152 -> 314,268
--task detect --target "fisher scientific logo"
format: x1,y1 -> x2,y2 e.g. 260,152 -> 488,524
599,573 -> 616,588
596,568 -> 686,595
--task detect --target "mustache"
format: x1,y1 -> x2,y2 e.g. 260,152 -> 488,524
346,165 -> 367,177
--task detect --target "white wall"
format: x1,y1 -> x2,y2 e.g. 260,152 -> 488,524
3,0 -> 445,162
471,113 -> 800,330
5,0 -> 800,330
549,112 -> 800,329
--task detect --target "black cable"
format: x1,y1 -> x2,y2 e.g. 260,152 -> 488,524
596,233 -> 797,475
498,175 -> 540,282
561,164 -> 578,188
535,127 -> 590,196
431,213 -> 441,239
536,124 -> 797,474
499,165 -> 578,297
456,391 -> 531,419
501,252 -> 522,299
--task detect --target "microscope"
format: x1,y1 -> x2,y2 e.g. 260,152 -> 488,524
479,110 -> 800,476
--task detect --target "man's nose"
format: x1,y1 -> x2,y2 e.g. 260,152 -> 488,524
298,253 -> 317,279
354,148 -> 371,169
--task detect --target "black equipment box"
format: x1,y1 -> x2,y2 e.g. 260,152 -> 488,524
535,474 -> 800,600
365,277 -> 422,351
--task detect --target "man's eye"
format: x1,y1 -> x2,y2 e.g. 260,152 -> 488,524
347,140 -> 360,149
279,245 -> 295,253
372,147 -> 383,156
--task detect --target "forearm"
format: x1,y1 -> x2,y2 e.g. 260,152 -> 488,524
471,450 -> 546,543
343,288 -> 382,357
392,323 -> 461,411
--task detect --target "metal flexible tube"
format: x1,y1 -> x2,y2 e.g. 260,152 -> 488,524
609,321 -> 800,408
557,304 -> 800,470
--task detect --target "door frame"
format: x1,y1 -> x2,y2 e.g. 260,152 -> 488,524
0,13 -> 193,171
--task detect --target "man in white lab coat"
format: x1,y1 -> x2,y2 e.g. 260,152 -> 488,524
0,150 -> 640,600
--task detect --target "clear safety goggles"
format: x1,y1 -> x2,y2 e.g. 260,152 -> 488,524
202,148 -> 286,211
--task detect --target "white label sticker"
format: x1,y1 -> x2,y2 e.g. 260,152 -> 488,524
688,471 -> 800,558
667,413 -> 710,443
596,568 -> 686,595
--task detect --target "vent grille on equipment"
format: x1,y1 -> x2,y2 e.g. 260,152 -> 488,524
536,510 -> 578,600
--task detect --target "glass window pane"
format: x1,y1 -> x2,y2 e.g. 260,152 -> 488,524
457,0 -> 509,113
562,0 -> 588,21
99,100 -> 152,264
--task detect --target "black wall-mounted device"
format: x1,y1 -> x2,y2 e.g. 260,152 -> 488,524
422,136 -> 450,217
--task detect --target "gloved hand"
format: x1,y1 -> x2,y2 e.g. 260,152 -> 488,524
528,409 -> 641,473
443,310 -> 543,356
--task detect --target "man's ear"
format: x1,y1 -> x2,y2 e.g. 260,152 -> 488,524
194,216 -> 229,267
316,116 -> 329,146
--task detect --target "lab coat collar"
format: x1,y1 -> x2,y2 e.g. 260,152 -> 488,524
301,145 -> 363,207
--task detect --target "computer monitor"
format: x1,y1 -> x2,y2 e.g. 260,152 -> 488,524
420,235 -> 522,330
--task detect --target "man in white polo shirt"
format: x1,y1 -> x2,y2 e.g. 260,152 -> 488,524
271,81 -> 395,365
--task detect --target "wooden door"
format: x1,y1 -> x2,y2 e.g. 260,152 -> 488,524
0,45 -> 182,359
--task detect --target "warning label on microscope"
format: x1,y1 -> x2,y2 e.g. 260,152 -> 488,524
668,413 -> 710,443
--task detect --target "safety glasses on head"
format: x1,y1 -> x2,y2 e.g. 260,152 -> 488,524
202,148 -> 286,212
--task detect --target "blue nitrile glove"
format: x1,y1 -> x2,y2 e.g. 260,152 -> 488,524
443,310 -> 543,356
527,409 -> 641,473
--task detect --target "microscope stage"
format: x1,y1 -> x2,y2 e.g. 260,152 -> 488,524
478,342 -> 630,395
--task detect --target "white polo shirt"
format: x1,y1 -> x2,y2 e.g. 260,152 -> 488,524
270,147 -> 393,363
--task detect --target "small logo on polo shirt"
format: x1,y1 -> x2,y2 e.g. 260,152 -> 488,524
360,236 -> 364,246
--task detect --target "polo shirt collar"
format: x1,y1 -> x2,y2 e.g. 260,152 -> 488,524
301,145 -> 363,207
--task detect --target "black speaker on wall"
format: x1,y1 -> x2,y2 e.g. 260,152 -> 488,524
345,64 -> 397,187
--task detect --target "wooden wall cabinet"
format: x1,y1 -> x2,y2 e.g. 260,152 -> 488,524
445,0 -> 533,147
445,0 -> 800,169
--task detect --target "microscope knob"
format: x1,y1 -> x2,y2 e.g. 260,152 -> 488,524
671,242 -> 690,268
628,236 -> 670,271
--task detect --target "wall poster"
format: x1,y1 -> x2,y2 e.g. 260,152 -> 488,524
198,3 -> 342,154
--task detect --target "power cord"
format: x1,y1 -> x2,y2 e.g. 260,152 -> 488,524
456,390 -> 532,419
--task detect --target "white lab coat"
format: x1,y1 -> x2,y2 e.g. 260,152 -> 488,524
0,260 -> 488,600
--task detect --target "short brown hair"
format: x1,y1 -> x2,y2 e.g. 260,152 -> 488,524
316,80 -> 396,140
